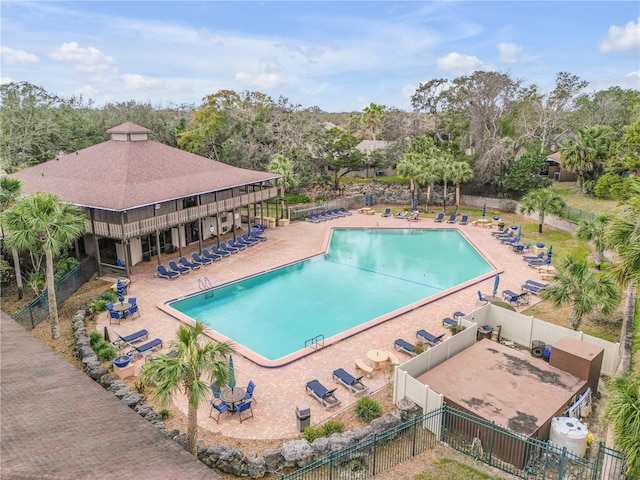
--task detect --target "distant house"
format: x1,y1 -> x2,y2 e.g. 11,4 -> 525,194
348,139 -> 395,178
9,122 -> 280,276
545,152 -> 578,182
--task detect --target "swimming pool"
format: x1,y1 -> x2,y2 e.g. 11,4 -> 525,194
166,228 -> 493,366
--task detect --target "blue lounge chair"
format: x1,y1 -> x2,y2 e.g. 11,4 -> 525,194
322,210 -> 336,219
502,289 -> 530,306
522,252 -> 544,261
202,248 -> 223,261
495,230 -> 514,241
442,317 -> 458,328
240,233 -> 259,245
339,207 -> 352,216
192,252 -> 212,265
220,241 -> 239,254
453,311 -> 466,320
525,279 -> 548,289
236,401 -> 254,423
491,228 -> 509,237
117,329 -> 148,345
394,338 -> 416,356
168,260 -> 190,274
306,213 -> 320,223
156,264 -> 179,280
312,212 -> 326,222
242,380 -> 257,404
477,290 -> 490,304
459,215 -> 469,225
521,283 -> 543,295
528,258 -> 550,267
394,211 -> 408,219
211,244 -> 231,257
434,212 -> 445,222
209,399 -> 230,423
236,236 -> 255,247
446,213 -> 457,224
180,256 -> 201,270
228,239 -> 247,250
416,330 -> 445,346
128,338 -> 163,359
305,379 -> 341,410
381,208 -> 391,217
250,229 -> 267,241
333,209 -> 347,217
125,297 -> 140,318
332,368 -> 369,395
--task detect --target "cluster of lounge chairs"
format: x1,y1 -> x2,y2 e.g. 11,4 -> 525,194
394,327 -> 448,357
305,366 -> 372,410
155,229 -> 267,280
434,212 -> 469,225
112,328 -> 163,360
305,208 -> 351,223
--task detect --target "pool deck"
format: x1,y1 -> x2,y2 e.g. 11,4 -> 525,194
97,212 -> 546,440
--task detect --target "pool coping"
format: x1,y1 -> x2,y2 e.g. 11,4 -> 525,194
157,226 -> 502,368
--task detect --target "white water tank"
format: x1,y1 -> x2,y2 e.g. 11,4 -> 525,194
549,417 -> 588,457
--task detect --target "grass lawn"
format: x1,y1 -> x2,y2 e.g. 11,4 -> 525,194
550,183 -> 621,215
414,458 -> 507,480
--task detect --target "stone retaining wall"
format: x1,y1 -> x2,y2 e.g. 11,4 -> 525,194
72,309 -> 421,478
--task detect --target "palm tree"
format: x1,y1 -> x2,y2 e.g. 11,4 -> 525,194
576,214 -> 612,270
0,177 -> 24,299
604,371 -> 640,478
267,154 -> 299,219
143,322 -> 233,456
434,150 -> 454,212
360,103 -> 385,142
560,125 -> 613,189
1,192 -> 85,339
540,254 -> 620,330
448,161 -> 474,212
519,188 -> 567,233
416,159 -> 440,213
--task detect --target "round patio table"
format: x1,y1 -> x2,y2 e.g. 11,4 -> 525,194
367,350 -> 389,369
112,303 -> 131,315
220,387 -> 246,412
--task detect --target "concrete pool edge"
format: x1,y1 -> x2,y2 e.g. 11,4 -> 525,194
157,225 -> 503,368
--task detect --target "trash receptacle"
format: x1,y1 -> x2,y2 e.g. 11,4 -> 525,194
296,404 -> 311,432
497,221 -> 505,230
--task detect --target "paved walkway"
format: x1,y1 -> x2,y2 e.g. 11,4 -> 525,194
0,311 -> 219,479
97,211 -> 546,441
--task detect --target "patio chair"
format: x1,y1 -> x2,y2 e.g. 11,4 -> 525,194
211,244 -> 231,257
522,252 -> 544,261
106,301 -> 114,311
209,399 -> 230,423
459,215 -> 469,225
434,212 -> 445,222
125,297 -> 140,318
236,401 -> 254,423
250,229 -> 267,241
239,234 -> 258,246
332,368 -> 369,395
179,256 -> 201,270
502,289 -> 522,306
381,208 -> 391,217
394,211 -> 408,219
491,228 -> 509,237
416,329 -> 445,347
477,290 -> 491,304
312,212 -> 326,222
339,207 -> 352,216
128,338 -> 163,360
117,329 -> 148,345
453,311 -> 466,320
442,317 -> 458,328
202,248 -> 223,262
525,279 -> 549,289
521,283 -> 545,295
156,264 -> 179,280
446,213 -> 457,224
210,381 -> 221,399
332,208 -> 347,217
305,379 -> 342,410
528,257 -> 550,267
228,239 -> 247,250
393,338 -> 416,356
109,309 -> 125,325
192,252 -> 213,265
242,380 -> 257,404
306,213 -> 320,223
168,260 -> 190,274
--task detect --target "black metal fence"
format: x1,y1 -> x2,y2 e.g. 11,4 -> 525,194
12,256 -> 98,330
278,405 -> 626,480
564,206 -> 596,224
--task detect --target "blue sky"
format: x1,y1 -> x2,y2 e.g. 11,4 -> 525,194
1,1 -> 639,112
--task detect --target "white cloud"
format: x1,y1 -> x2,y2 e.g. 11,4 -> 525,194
235,72 -> 288,90
437,52 -> 488,75
498,42 -> 523,63
401,84 -> 417,99
49,42 -> 115,72
121,73 -> 162,90
1,76 -> 14,85
600,17 -> 640,52
1,46 -> 39,64
626,71 -> 640,78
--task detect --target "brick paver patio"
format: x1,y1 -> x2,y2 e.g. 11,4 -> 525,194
0,310 -> 219,479
93,211 -> 546,442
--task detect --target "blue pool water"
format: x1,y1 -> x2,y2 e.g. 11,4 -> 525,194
168,229 -> 492,362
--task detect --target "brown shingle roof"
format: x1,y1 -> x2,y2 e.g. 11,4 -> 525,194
10,123 -> 280,211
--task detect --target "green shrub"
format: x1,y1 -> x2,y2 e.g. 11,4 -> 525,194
95,343 -> 116,362
321,420 -> 344,436
302,425 -> 325,443
101,290 -> 119,302
490,301 -> 516,311
89,331 -> 103,347
354,396 -> 382,422
285,193 -> 311,204
158,409 -> 171,420
499,200 -> 517,213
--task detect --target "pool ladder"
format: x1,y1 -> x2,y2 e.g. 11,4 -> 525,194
198,277 -> 214,298
305,334 -> 325,351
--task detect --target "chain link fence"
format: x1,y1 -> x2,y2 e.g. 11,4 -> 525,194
12,256 -> 98,330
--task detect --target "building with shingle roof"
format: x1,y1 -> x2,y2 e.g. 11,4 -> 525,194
9,122 -> 281,275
